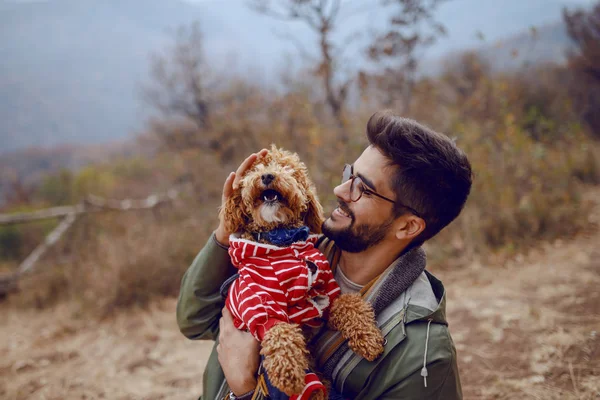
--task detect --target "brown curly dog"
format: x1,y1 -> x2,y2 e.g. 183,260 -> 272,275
220,145 -> 384,398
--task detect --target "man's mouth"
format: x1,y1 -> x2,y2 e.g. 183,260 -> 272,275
332,203 -> 352,219
261,189 -> 282,204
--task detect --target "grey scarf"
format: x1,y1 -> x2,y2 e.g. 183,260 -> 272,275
320,245 -> 427,378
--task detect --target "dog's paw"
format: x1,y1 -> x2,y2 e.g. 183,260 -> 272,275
310,389 -> 327,400
328,293 -> 385,361
264,357 -> 306,395
346,324 -> 385,362
261,323 -> 309,395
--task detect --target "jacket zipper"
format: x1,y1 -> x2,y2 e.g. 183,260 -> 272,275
215,379 -> 228,400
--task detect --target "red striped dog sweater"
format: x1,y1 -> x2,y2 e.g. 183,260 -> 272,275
225,235 -> 341,341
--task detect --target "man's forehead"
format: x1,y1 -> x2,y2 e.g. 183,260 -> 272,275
353,147 -> 396,192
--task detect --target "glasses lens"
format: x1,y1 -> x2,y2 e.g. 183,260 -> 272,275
342,164 -> 352,184
350,176 -> 363,202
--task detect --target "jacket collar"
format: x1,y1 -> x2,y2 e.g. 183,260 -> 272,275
318,236 -> 433,318
315,236 -> 448,379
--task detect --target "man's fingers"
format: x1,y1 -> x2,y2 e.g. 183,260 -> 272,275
231,150 -> 270,190
219,308 -> 233,337
222,307 -> 232,321
232,153 -> 257,190
222,171 -> 235,199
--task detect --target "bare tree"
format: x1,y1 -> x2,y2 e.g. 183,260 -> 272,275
248,0 -> 352,141
368,0 -> 448,114
142,22 -> 214,131
564,1 -> 600,136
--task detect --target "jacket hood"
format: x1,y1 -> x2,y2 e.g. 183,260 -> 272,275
404,270 -> 448,325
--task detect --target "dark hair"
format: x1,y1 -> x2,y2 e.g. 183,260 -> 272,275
366,110 -> 473,246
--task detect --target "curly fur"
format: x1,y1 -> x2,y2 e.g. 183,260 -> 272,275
221,145 -> 384,397
261,323 -> 310,396
328,293 -> 385,362
219,145 -> 324,236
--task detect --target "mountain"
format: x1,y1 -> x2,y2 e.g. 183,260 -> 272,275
423,21 -> 575,76
476,21 -> 574,71
0,0 -> 213,153
0,0 -> 595,153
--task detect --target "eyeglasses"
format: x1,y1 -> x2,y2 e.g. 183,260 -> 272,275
341,164 -> 423,218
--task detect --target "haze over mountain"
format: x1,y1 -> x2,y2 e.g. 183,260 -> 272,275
0,0 -> 595,153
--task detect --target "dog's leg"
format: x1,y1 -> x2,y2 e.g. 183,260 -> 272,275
328,293 -> 384,362
261,322 -> 309,396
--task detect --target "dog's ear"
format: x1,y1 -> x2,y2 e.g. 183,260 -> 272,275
304,186 -> 324,234
219,185 -> 247,235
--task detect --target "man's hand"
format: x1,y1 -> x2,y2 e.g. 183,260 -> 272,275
217,308 -> 261,396
215,149 -> 269,246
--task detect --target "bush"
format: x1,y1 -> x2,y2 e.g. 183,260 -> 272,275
6,51 -> 600,310
426,105 -> 598,266
13,207 -> 214,314
0,205 -> 59,263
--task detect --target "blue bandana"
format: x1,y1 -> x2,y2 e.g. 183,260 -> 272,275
254,226 -> 310,247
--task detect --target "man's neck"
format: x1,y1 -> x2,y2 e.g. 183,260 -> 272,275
338,241 -> 409,286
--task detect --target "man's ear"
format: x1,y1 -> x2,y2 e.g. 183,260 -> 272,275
395,216 -> 426,241
218,186 -> 247,234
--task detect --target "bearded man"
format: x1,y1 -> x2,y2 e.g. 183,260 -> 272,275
177,110 -> 472,400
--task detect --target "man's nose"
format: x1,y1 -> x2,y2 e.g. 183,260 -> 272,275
261,173 -> 275,186
333,181 -> 352,202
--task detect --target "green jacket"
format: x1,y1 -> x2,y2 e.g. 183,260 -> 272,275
177,234 -> 462,399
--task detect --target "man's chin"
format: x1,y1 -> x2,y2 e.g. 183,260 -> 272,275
322,218 -> 391,253
321,219 -> 359,250
321,218 -> 337,239
322,217 -> 347,235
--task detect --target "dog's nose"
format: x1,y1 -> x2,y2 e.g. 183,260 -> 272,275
261,173 -> 275,186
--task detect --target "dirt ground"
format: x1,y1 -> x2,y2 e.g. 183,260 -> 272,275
1,193 -> 599,399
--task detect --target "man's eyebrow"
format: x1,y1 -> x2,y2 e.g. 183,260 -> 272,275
357,172 -> 377,191
352,165 -> 377,191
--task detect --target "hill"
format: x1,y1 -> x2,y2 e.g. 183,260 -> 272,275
479,22 -> 573,71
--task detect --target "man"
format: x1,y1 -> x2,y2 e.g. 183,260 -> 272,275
177,110 -> 472,399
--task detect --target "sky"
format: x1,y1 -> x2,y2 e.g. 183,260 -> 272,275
0,0 -> 597,151
4,0 -> 597,55
182,0 -> 597,57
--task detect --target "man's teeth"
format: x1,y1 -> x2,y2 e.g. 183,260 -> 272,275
338,208 -> 349,217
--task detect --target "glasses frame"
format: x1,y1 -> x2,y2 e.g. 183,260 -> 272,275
342,164 -> 423,219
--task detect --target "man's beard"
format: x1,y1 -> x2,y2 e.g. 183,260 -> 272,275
322,202 -> 393,253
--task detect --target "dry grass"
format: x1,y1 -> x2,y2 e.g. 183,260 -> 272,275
0,299 -> 213,399
1,189 -> 599,400
442,188 -> 600,400
9,205 -> 216,316
4,62 -> 600,313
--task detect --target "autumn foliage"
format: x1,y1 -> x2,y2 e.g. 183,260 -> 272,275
1,1 -> 599,314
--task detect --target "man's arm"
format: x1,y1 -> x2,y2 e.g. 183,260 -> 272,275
176,232 -> 236,340
177,149 -> 269,340
217,308 -> 261,396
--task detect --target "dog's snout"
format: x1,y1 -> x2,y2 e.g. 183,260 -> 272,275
261,173 -> 275,185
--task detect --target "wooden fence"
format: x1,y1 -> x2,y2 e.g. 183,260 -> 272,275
0,189 -> 179,296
